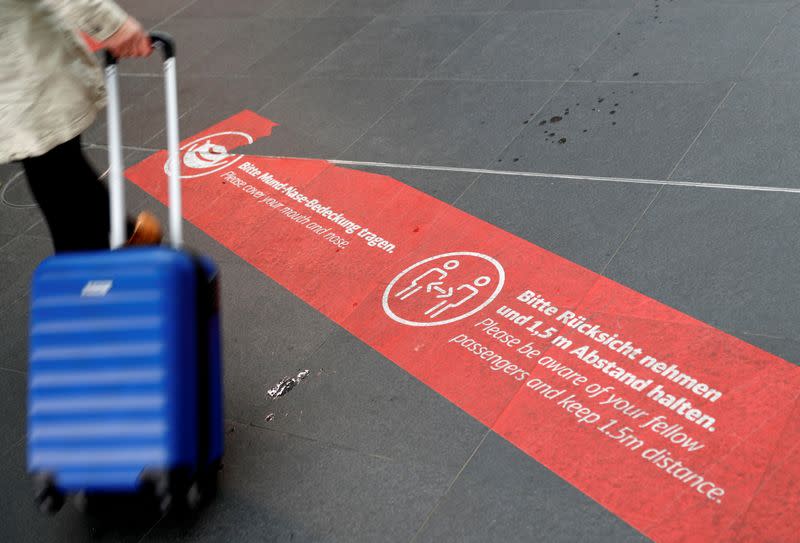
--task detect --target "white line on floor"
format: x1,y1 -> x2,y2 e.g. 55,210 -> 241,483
93,145 -> 800,195
320,159 -> 800,195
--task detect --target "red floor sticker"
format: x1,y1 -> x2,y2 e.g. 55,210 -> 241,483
127,111 -> 800,542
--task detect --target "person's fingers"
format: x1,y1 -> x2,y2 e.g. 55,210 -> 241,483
122,38 -> 141,58
117,43 -> 132,58
137,37 -> 153,57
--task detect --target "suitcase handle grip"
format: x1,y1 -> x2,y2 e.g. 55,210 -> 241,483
104,32 -> 175,65
104,32 -> 183,249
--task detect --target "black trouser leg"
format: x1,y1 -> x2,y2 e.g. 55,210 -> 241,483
22,136 -> 112,253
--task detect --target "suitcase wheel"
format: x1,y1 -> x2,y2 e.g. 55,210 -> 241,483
33,474 -> 64,515
190,461 -> 220,509
140,467 -> 195,514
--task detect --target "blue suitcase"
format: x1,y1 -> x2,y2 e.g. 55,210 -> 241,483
26,34 -> 223,514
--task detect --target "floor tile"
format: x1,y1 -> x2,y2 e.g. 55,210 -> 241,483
434,9 -> 629,81
454,174 -> 659,272
310,15 -> 488,78
0,236 -> 53,308
745,9 -> 800,80
497,81 -> 732,179
120,17 -> 234,75
386,0 -> 512,14
252,76 -> 420,157
246,16 -> 374,80
0,371 -> 26,453
503,0 -> 635,8
150,76 -> 293,150
114,75 -> 210,148
415,433 -> 649,543
341,80 -> 560,168
0,163 -> 43,238
178,0 -> 278,17
322,0 -> 404,16
604,185 -> 800,346
670,81 -> 800,187
142,422 -> 452,542
181,18 -> 309,76
265,0 -> 341,17
82,76 -> 159,146
0,296 -> 30,374
116,0 -> 194,21
580,3 -> 789,82
250,328 -> 488,471
215,260 -> 340,423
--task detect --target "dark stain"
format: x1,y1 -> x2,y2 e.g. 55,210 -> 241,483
633,72 -> 640,77
413,226 -> 420,232
598,98 -> 604,103
582,129 -> 588,132
558,138 -> 567,144
612,122 -> 617,126
610,110 -> 616,115
549,132 -> 555,137
539,120 -> 547,126
513,158 -> 519,162
523,120 -> 529,124
614,103 -> 619,107
550,116 -> 563,123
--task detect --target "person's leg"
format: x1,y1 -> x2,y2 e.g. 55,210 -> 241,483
21,135 -> 111,253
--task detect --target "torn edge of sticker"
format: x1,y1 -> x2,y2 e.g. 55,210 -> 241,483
266,369 -> 310,400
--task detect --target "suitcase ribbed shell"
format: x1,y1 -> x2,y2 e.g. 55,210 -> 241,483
28,248 -> 199,492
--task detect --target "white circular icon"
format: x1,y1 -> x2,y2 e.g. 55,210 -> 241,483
164,131 -> 254,179
382,252 -> 505,327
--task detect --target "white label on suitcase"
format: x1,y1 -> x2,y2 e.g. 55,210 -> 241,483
81,280 -> 113,297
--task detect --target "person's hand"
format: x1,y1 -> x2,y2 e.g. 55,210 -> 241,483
101,17 -> 152,58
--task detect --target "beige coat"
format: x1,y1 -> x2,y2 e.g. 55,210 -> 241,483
0,0 -> 127,163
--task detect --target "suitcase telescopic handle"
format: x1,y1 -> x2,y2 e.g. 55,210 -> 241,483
104,32 -> 183,249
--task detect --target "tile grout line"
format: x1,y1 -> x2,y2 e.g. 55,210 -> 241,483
599,184 -> 664,277
158,0 -> 201,26
253,16 -> 382,116
335,10 -> 504,160
664,0 -> 798,182
0,218 -> 47,253
409,429 -> 492,543
135,513 -> 168,543
739,1 -> 799,76
664,81 -> 737,181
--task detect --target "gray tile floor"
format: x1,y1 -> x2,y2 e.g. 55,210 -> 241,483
2,0 -> 799,540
